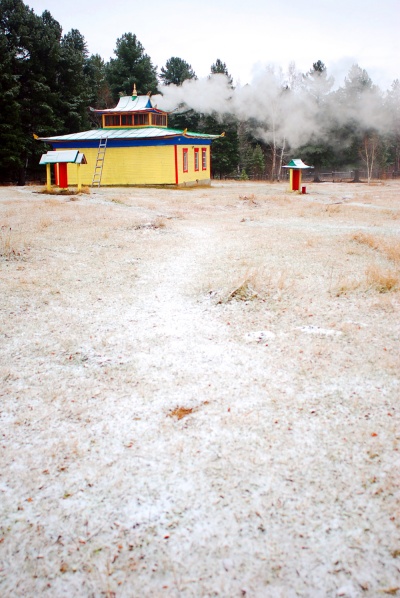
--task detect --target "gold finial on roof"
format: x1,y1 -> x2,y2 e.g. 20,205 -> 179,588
132,83 -> 137,98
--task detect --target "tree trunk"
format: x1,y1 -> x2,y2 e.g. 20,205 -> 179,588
270,135 -> 277,181
277,138 -> 286,181
17,166 -> 26,186
313,169 -> 322,182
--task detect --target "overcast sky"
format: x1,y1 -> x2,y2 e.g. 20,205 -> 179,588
26,0 -> 399,89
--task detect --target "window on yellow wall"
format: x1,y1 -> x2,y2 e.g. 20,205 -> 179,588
194,148 -> 199,171
183,148 -> 188,173
202,148 -> 207,170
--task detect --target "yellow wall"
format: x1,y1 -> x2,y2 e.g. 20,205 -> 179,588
176,146 -> 210,185
66,145 -> 176,186
64,144 -> 211,186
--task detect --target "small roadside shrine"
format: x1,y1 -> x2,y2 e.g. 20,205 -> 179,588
39,150 -> 87,192
283,159 -> 312,193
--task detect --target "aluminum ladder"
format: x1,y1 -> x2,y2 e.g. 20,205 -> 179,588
91,138 -> 107,187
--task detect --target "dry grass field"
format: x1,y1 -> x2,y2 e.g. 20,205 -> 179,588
1,180 -> 399,597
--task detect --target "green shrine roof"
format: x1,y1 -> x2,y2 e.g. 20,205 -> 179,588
283,159 -> 312,169
39,150 -> 87,164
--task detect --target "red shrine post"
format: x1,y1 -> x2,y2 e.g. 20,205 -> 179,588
283,159 -> 312,193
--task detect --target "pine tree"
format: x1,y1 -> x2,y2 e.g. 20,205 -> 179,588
85,53 -> 113,127
201,112 -> 239,178
0,1 -> 94,182
57,29 -> 92,133
0,28 -> 24,181
385,80 -> 400,173
159,57 -> 197,130
0,1 -> 63,183
335,64 -> 383,172
304,60 -> 334,105
210,59 -> 233,86
106,33 -> 158,101
251,144 -> 265,177
160,57 -> 196,86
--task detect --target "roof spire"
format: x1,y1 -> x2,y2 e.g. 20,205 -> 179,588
132,83 -> 137,99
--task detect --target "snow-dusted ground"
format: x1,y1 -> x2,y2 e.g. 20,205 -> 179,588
0,181 -> 399,597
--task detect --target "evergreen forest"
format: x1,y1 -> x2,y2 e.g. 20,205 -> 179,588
0,0 -> 399,184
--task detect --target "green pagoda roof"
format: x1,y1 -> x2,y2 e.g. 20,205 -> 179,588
39,127 -> 221,143
283,159 -> 312,169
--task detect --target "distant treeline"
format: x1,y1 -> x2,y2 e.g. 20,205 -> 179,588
0,0 -> 399,183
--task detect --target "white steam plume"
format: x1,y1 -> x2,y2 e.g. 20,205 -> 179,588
153,68 -> 395,150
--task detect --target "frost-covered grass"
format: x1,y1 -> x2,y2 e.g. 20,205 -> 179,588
0,181 -> 399,597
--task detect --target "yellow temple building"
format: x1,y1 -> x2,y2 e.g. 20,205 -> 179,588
39,88 -> 222,187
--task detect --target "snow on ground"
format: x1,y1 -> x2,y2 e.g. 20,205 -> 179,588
0,181 -> 399,597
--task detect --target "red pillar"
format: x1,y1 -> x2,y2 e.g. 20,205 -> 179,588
174,145 -> 178,184
292,169 -> 300,191
58,163 -> 68,188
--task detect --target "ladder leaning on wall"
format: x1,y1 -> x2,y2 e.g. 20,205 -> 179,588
91,138 -> 107,187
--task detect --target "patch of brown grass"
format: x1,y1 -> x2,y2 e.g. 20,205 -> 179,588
40,186 -> 89,196
268,194 -> 293,206
0,226 -> 25,261
43,197 -> 61,206
335,264 -> 399,296
39,217 -> 52,230
40,187 -> 73,195
133,218 -> 166,230
382,209 -> 396,218
351,232 -> 400,263
219,279 -> 259,303
168,406 -> 195,420
110,197 -> 128,205
154,216 -> 166,229
335,276 -> 362,296
214,267 -> 291,304
382,240 -> 400,264
239,194 -> 259,206
325,204 -> 342,216
304,237 -> 318,248
337,232 -> 400,295
351,231 -> 380,250
366,265 -> 399,293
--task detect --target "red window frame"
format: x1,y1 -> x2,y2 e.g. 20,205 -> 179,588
121,114 -> 132,126
183,148 -> 188,173
104,114 -> 121,127
202,148 -> 207,171
151,113 -> 167,127
134,113 -> 149,126
194,148 -> 199,171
